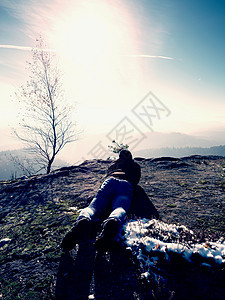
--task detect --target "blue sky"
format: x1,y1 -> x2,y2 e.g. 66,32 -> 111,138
0,0 -> 225,160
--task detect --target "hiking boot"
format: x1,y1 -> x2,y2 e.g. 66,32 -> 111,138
94,218 -> 120,252
61,217 -> 90,251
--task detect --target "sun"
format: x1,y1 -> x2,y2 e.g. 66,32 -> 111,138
48,1 -> 141,133
53,1 -> 134,68
50,1 -> 139,91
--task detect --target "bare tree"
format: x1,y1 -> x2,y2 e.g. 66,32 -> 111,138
9,153 -> 36,177
14,38 -> 78,174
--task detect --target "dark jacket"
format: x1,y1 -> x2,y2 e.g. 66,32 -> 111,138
107,157 -> 141,186
107,155 -> 159,219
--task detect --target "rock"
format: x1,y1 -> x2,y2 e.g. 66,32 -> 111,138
0,156 -> 225,299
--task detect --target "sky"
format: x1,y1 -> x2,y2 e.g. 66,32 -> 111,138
0,0 -> 225,163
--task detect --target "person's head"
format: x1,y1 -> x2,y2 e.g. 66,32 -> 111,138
119,149 -> 132,161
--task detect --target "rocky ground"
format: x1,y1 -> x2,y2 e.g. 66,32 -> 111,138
0,155 -> 225,299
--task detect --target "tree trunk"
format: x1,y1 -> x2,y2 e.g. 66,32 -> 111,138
47,158 -> 54,174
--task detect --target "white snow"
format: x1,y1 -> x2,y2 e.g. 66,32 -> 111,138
123,219 -> 225,269
0,238 -> 11,247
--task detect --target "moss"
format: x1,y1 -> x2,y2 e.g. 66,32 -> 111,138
2,281 -> 22,299
148,193 -> 154,197
45,250 -> 62,260
26,279 -> 35,288
198,180 -> 208,185
217,179 -> 225,189
195,213 -> 225,233
0,254 -> 7,264
23,291 -> 40,300
0,198 -> 76,265
167,204 -> 176,208
33,275 -> 54,293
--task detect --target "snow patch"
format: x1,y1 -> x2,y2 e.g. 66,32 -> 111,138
123,219 -> 225,269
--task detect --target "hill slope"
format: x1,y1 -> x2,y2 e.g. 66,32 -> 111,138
0,156 -> 225,299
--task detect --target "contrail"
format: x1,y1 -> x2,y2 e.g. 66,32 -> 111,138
0,45 -> 33,51
0,45 -> 174,60
0,44 -> 55,52
124,54 -> 174,60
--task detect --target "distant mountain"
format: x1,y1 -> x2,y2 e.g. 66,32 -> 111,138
134,145 -> 225,158
134,131 -> 224,151
1,131 -> 225,180
0,149 -> 67,181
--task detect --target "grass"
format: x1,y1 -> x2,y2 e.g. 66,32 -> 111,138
1,276 -> 55,300
0,195 -> 80,299
0,199 -> 79,258
195,212 -> 225,233
1,281 -> 22,300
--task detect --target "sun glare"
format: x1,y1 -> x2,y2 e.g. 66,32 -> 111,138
49,0 -> 141,133
53,1 -> 135,67
59,14 -> 110,65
